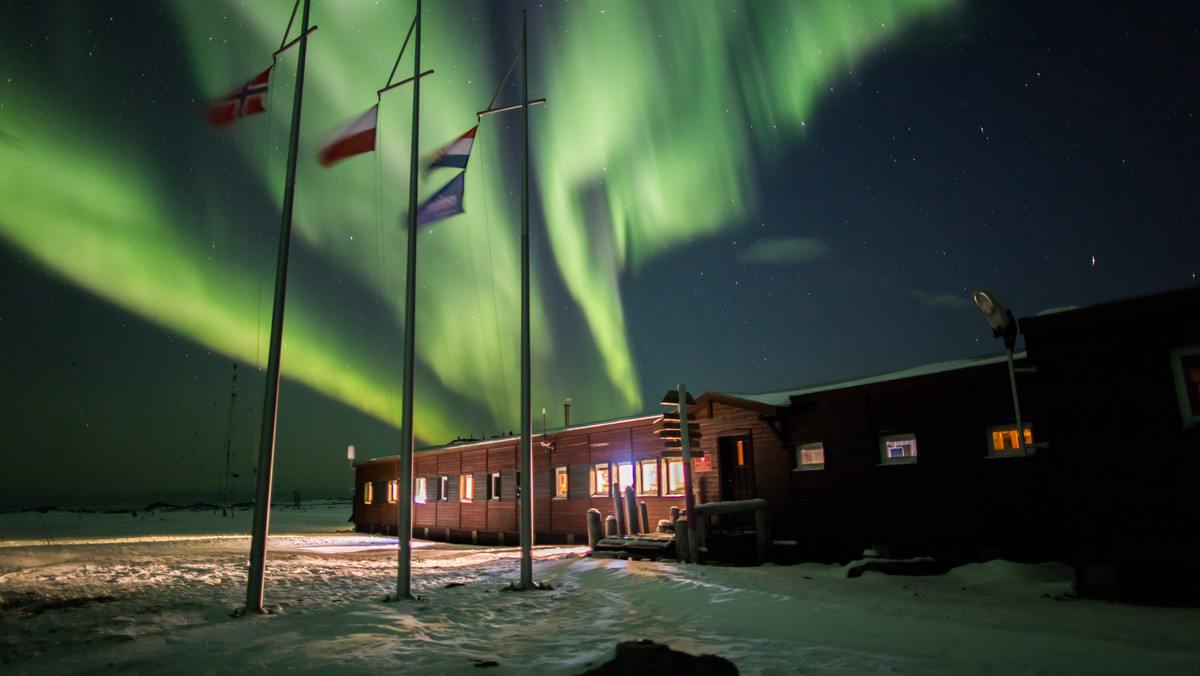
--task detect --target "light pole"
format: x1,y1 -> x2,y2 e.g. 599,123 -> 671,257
347,445 -> 355,496
972,288 -> 1028,455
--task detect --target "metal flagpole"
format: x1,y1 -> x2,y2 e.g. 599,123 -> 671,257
475,11 -> 544,591
518,9 -> 534,590
394,0 -> 422,601
245,0 -> 311,615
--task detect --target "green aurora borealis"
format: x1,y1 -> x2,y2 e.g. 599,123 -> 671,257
0,1 -> 960,449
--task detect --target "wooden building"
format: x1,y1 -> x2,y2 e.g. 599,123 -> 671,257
1019,285 -> 1200,602
352,286 -> 1200,600
352,415 -> 723,546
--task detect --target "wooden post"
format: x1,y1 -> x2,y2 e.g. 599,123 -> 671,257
674,518 -> 689,562
586,508 -> 603,548
677,383 -> 698,563
754,505 -> 769,563
611,484 -> 626,536
624,486 -> 639,535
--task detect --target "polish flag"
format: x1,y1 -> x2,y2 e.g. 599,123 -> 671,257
318,105 -> 378,167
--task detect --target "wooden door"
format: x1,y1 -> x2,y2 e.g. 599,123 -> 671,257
718,434 -> 755,530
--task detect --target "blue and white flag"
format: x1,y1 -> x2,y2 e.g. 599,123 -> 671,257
416,171 -> 465,225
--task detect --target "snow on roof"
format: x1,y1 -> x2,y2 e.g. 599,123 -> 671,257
1034,305 -> 1080,316
717,352 -> 1026,407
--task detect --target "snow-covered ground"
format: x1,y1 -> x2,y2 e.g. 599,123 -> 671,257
2,501 -> 1198,674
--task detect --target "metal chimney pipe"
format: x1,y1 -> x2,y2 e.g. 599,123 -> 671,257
563,398 -> 572,428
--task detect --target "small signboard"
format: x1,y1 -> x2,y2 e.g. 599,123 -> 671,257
693,453 -> 712,472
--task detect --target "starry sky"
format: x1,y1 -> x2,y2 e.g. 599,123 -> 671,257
2,1 -> 1197,508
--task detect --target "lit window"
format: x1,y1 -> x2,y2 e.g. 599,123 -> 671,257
363,482 -> 374,504
615,462 -> 635,493
633,458 -> 662,494
986,424 -> 1033,458
1171,347 -> 1200,427
387,480 -> 399,503
591,463 -> 610,496
460,475 -> 474,503
554,466 -> 568,498
414,477 -> 427,504
663,457 -> 685,495
488,472 -> 501,501
736,440 -> 746,466
794,442 -> 825,470
437,476 -> 449,502
879,433 -> 918,464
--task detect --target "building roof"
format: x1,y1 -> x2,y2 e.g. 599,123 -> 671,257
711,352 -> 1023,408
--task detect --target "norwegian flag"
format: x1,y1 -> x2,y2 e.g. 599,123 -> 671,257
206,67 -> 273,126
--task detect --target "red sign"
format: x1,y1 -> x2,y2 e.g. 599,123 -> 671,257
692,454 -> 712,472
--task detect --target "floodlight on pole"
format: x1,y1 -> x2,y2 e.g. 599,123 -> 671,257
972,287 -> 1027,455
973,287 -> 1017,350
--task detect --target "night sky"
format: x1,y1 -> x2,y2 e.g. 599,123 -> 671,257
2,1 -> 1197,508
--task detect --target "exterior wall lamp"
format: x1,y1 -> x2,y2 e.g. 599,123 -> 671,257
973,288 -> 1030,455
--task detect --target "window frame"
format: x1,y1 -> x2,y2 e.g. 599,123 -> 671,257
362,481 -> 374,505
614,461 -> 635,495
460,474 -> 474,503
985,423 -> 1034,458
663,457 -> 685,496
414,477 -> 427,505
487,472 -> 501,501
553,466 -> 568,499
793,441 -> 826,471
590,462 -> 611,497
637,458 -> 660,496
387,479 -> 399,503
437,475 -> 449,502
1171,346 -> 1200,427
879,433 -> 918,465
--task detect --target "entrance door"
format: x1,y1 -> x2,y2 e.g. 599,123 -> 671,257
718,434 -> 755,530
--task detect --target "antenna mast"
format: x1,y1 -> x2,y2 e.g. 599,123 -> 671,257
222,362 -> 239,516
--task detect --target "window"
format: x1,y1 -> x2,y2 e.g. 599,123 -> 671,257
638,459 -> 659,496
663,457 -> 686,496
794,442 -> 825,470
437,476 -> 449,502
387,480 -> 399,503
986,424 -> 1033,458
1172,347 -> 1200,427
362,481 -> 374,504
460,475 -> 474,503
414,477 -> 427,504
615,462 -> 635,493
591,463 -> 611,496
554,466 -> 568,498
736,439 -> 746,466
488,472 -> 501,501
879,433 -> 918,464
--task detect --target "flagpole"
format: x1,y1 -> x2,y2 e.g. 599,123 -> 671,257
394,0 -> 421,601
245,0 -> 310,615
517,8 -> 534,590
